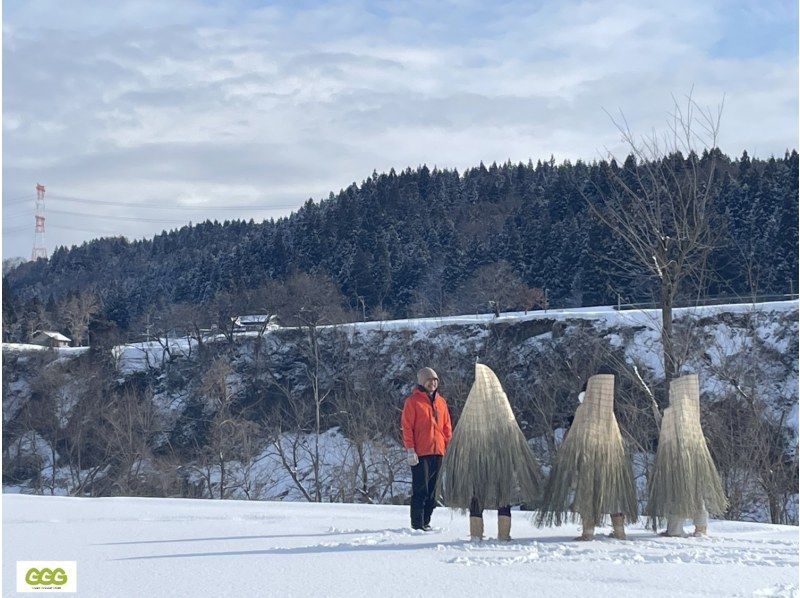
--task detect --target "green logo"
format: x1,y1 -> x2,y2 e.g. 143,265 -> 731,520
25,567 -> 68,586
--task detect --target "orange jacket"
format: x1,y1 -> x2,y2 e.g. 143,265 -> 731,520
401,387 -> 452,456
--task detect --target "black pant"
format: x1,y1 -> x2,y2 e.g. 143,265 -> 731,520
469,497 -> 511,518
410,455 -> 442,528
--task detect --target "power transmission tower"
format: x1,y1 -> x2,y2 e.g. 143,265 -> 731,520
31,183 -> 47,260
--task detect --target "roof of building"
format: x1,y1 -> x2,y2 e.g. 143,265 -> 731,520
32,330 -> 72,342
234,315 -> 277,325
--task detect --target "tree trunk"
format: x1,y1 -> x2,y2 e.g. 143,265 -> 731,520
310,326 -> 322,503
357,442 -> 369,501
219,453 -> 225,500
273,440 -> 314,502
660,282 -> 675,404
768,492 -> 780,524
50,444 -> 57,496
314,379 -> 322,502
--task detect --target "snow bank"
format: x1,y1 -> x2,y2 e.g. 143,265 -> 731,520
108,300 -> 799,375
2,343 -> 89,357
335,300 -> 799,334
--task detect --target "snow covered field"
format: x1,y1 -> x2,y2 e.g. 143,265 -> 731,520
3,495 -> 798,597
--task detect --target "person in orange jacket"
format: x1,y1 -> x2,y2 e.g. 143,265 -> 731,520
401,367 -> 452,531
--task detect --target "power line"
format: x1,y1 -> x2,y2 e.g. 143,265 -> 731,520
3,194 -> 37,205
50,224 -> 121,235
2,226 -> 31,236
3,205 -> 35,216
3,211 -> 32,219
4,223 -> 121,236
4,189 -> 301,242
47,193 -> 303,211
6,198 -> 298,219
3,224 -> 124,237
46,208 -> 189,224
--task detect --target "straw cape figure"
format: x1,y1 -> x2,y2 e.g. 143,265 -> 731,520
536,373 -> 638,540
435,363 -> 542,542
647,373 -> 727,537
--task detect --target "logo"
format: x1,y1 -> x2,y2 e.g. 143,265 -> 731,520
16,562 -> 77,593
26,567 -> 68,585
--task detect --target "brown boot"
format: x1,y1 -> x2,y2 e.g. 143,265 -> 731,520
497,515 -> 512,541
662,516 -> 686,537
692,509 -> 709,536
469,516 -> 484,541
693,524 -> 707,537
610,514 -> 627,540
576,515 -> 595,541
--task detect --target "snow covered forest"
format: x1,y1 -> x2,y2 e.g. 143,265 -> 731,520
4,301 -> 797,525
2,150 -> 798,347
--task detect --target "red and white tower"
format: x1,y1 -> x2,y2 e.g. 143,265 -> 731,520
32,183 -> 47,260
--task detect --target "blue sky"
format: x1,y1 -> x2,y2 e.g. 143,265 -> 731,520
3,0 -> 798,259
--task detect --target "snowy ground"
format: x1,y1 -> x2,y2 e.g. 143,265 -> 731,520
1,343 -> 89,356
3,495 -> 798,597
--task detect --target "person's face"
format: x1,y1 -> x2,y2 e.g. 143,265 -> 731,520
423,377 -> 439,393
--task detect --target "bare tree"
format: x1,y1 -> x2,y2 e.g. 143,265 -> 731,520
699,307 -> 798,524
22,299 -> 54,342
328,331 -> 407,504
508,328 -> 627,459
61,290 -> 100,346
60,358 -> 115,496
239,281 -> 283,359
455,261 -> 540,316
265,396 -> 317,502
26,364 -> 70,494
165,303 -> 213,356
407,259 -> 452,318
4,430 -> 50,493
586,92 -> 724,402
231,430 -> 273,500
100,387 -> 157,495
703,393 -> 767,521
278,272 -> 349,501
197,356 -> 257,499
208,289 -> 244,348
255,329 -> 319,502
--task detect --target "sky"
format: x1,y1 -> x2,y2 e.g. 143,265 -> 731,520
2,0 -> 798,259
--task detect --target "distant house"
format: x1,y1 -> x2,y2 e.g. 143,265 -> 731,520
232,314 -> 279,333
30,330 -> 72,348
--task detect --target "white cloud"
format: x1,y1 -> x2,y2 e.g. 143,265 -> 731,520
2,0 -> 797,258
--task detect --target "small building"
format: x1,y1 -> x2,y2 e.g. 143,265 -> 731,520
30,330 -> 72,348
232,314 -> 279,333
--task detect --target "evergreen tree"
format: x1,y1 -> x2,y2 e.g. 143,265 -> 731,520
2,152 -> 796,332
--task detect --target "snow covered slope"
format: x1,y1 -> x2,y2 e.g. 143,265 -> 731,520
3,495 -> 797,597
107,300 -> 799,375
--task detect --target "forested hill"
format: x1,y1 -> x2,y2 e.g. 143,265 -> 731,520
3,150 -> 798,342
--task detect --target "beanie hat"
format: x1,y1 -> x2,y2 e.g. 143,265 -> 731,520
417,367 -> 439,385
